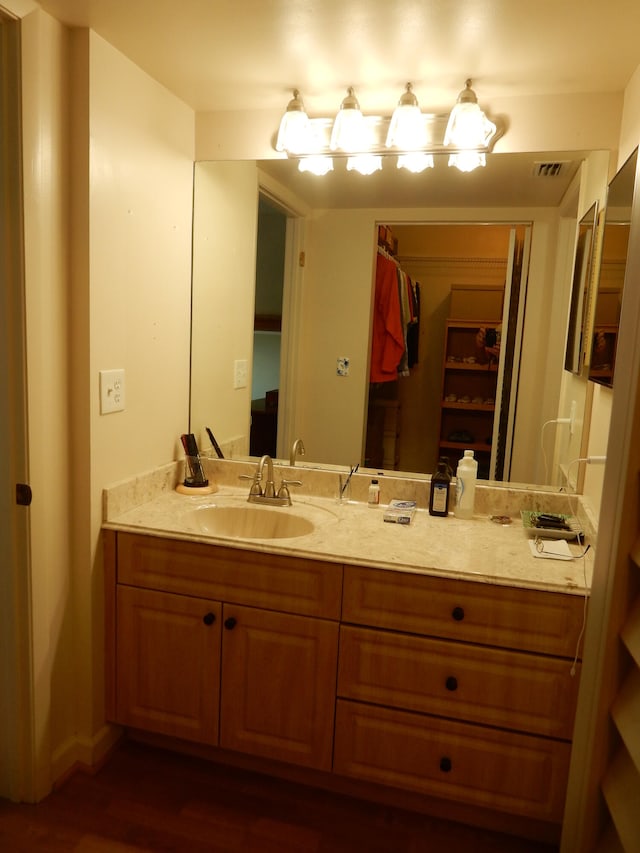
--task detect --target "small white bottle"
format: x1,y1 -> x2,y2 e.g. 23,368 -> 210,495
368,478 -> 380,507
454,450 -> 477,519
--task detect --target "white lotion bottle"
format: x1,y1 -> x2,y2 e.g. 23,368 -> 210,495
455,450 -> 477,519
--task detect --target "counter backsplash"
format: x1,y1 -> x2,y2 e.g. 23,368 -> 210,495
103,457 -> 597,540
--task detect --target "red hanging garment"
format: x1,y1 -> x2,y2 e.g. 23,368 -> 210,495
370,253 -> 405,383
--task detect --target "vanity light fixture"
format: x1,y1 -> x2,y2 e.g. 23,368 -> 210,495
275,89 -> 311,154
274,80 -> 502,174
330,87 -> 367,153
386,83 -> 434,174
444,79 -> 497,172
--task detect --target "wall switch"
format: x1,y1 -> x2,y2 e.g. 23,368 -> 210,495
233,359 -> 248,389
99,369 -> 126,414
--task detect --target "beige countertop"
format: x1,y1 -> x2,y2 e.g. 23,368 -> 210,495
103,467 -> 594,596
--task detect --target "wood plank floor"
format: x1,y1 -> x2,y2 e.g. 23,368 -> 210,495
0,739 -> 559,852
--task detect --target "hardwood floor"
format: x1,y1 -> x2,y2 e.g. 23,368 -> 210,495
0,739 -> 559,852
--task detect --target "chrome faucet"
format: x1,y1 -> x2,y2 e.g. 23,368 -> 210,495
289,438 -> 306,466
240,454 -> 301,506
257,454 -> 276,498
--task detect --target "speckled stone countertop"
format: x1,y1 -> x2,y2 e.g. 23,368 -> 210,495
103,459 -> 595,596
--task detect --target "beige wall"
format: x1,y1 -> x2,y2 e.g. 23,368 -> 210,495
84,29 -> 194,762
20,7 -> 73,798
19,9 -> 195,794
190,161 -> 258,454
296,204 -> 565,484
195,92 -> 623,161
12,0 -> 640,804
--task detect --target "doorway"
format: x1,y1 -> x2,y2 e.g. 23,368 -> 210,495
0,10 -> 34,801
249,195 -> 286,457
365,222 -> 531,479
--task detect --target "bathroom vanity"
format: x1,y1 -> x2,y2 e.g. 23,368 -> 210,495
103,462 -> 592,843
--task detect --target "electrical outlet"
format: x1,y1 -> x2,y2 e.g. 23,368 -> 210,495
233,359 -> 248,389
337,357 -> 350,376
569,400 -> 577,435
99,369 -> 125,414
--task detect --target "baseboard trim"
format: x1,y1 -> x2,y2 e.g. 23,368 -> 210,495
51,722 -> 123,788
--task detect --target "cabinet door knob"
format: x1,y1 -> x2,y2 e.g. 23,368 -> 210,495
451,606 -> 465,621
202,612 -> 216,626
224,616 -> 237,630
439,756 -> 452,773
445,676 -> 458,691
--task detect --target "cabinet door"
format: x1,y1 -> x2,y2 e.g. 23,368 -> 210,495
220,604 -> 338,771
116,586 -> 221,745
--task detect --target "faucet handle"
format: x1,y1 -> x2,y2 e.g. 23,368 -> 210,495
277,479 -> 302,503
239,473 -> 262,496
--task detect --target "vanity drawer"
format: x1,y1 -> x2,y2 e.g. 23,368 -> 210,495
342,565 -> 584,657
333,699 -> 571,823
337,626 -> 579,739
116,532 -> 342,619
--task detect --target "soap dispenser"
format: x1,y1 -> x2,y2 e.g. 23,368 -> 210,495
429,461 -> 451,517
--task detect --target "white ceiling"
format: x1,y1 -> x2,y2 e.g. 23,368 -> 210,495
34,0 -> 640,207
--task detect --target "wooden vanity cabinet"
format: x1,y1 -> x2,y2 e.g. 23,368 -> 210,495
334,565 -> 585,825
107,531 -> 341,771
105,529 -> 585,836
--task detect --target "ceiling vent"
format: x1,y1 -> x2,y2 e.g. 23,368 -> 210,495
533,161 -> 570,178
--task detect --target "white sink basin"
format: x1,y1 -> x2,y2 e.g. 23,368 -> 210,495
188,503 -> 318,540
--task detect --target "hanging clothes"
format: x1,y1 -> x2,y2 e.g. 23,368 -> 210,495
370,253 -> 405,383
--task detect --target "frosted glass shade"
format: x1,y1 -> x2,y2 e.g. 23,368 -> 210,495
298,156 -> 334,176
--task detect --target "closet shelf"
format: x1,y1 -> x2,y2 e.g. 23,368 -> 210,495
442,402 -> 495,412
254,314 -> 282,332
440,440 -> 492,454
445,361 -> 498,372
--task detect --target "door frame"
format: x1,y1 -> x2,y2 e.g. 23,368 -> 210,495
0,10 -> 36,802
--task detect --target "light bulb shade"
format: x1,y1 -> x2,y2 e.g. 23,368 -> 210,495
275,90 -> 311,153
386,84 -> 425,150
330,87 -> 367,152
298,156 -> 334,176
448,151 -> 487,172
397,152 -> 434,173
346,154 -> 382,175
444,101 -> 496,150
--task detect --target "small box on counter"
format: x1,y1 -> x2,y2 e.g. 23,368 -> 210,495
383,499 -> 417,525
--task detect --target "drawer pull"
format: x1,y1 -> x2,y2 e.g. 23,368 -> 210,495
202,612 -> 216,626
224,616 -> 237,630
451,606 -> 465,622
439,756 -> 452,773
445,676 -> 458,691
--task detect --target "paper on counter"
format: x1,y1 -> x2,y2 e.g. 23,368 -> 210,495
528,538 -> 574,561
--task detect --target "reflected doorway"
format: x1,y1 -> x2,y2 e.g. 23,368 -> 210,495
250,195 -> 286,457
365,222 -> 530,480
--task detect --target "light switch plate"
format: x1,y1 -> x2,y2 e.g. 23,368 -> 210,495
233,359 -> 248,389
99,369 -> 126,414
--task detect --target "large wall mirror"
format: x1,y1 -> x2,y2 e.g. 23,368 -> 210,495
588,147 -> 638,387
565,202 -> 598,375
191,150 -> 606,489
